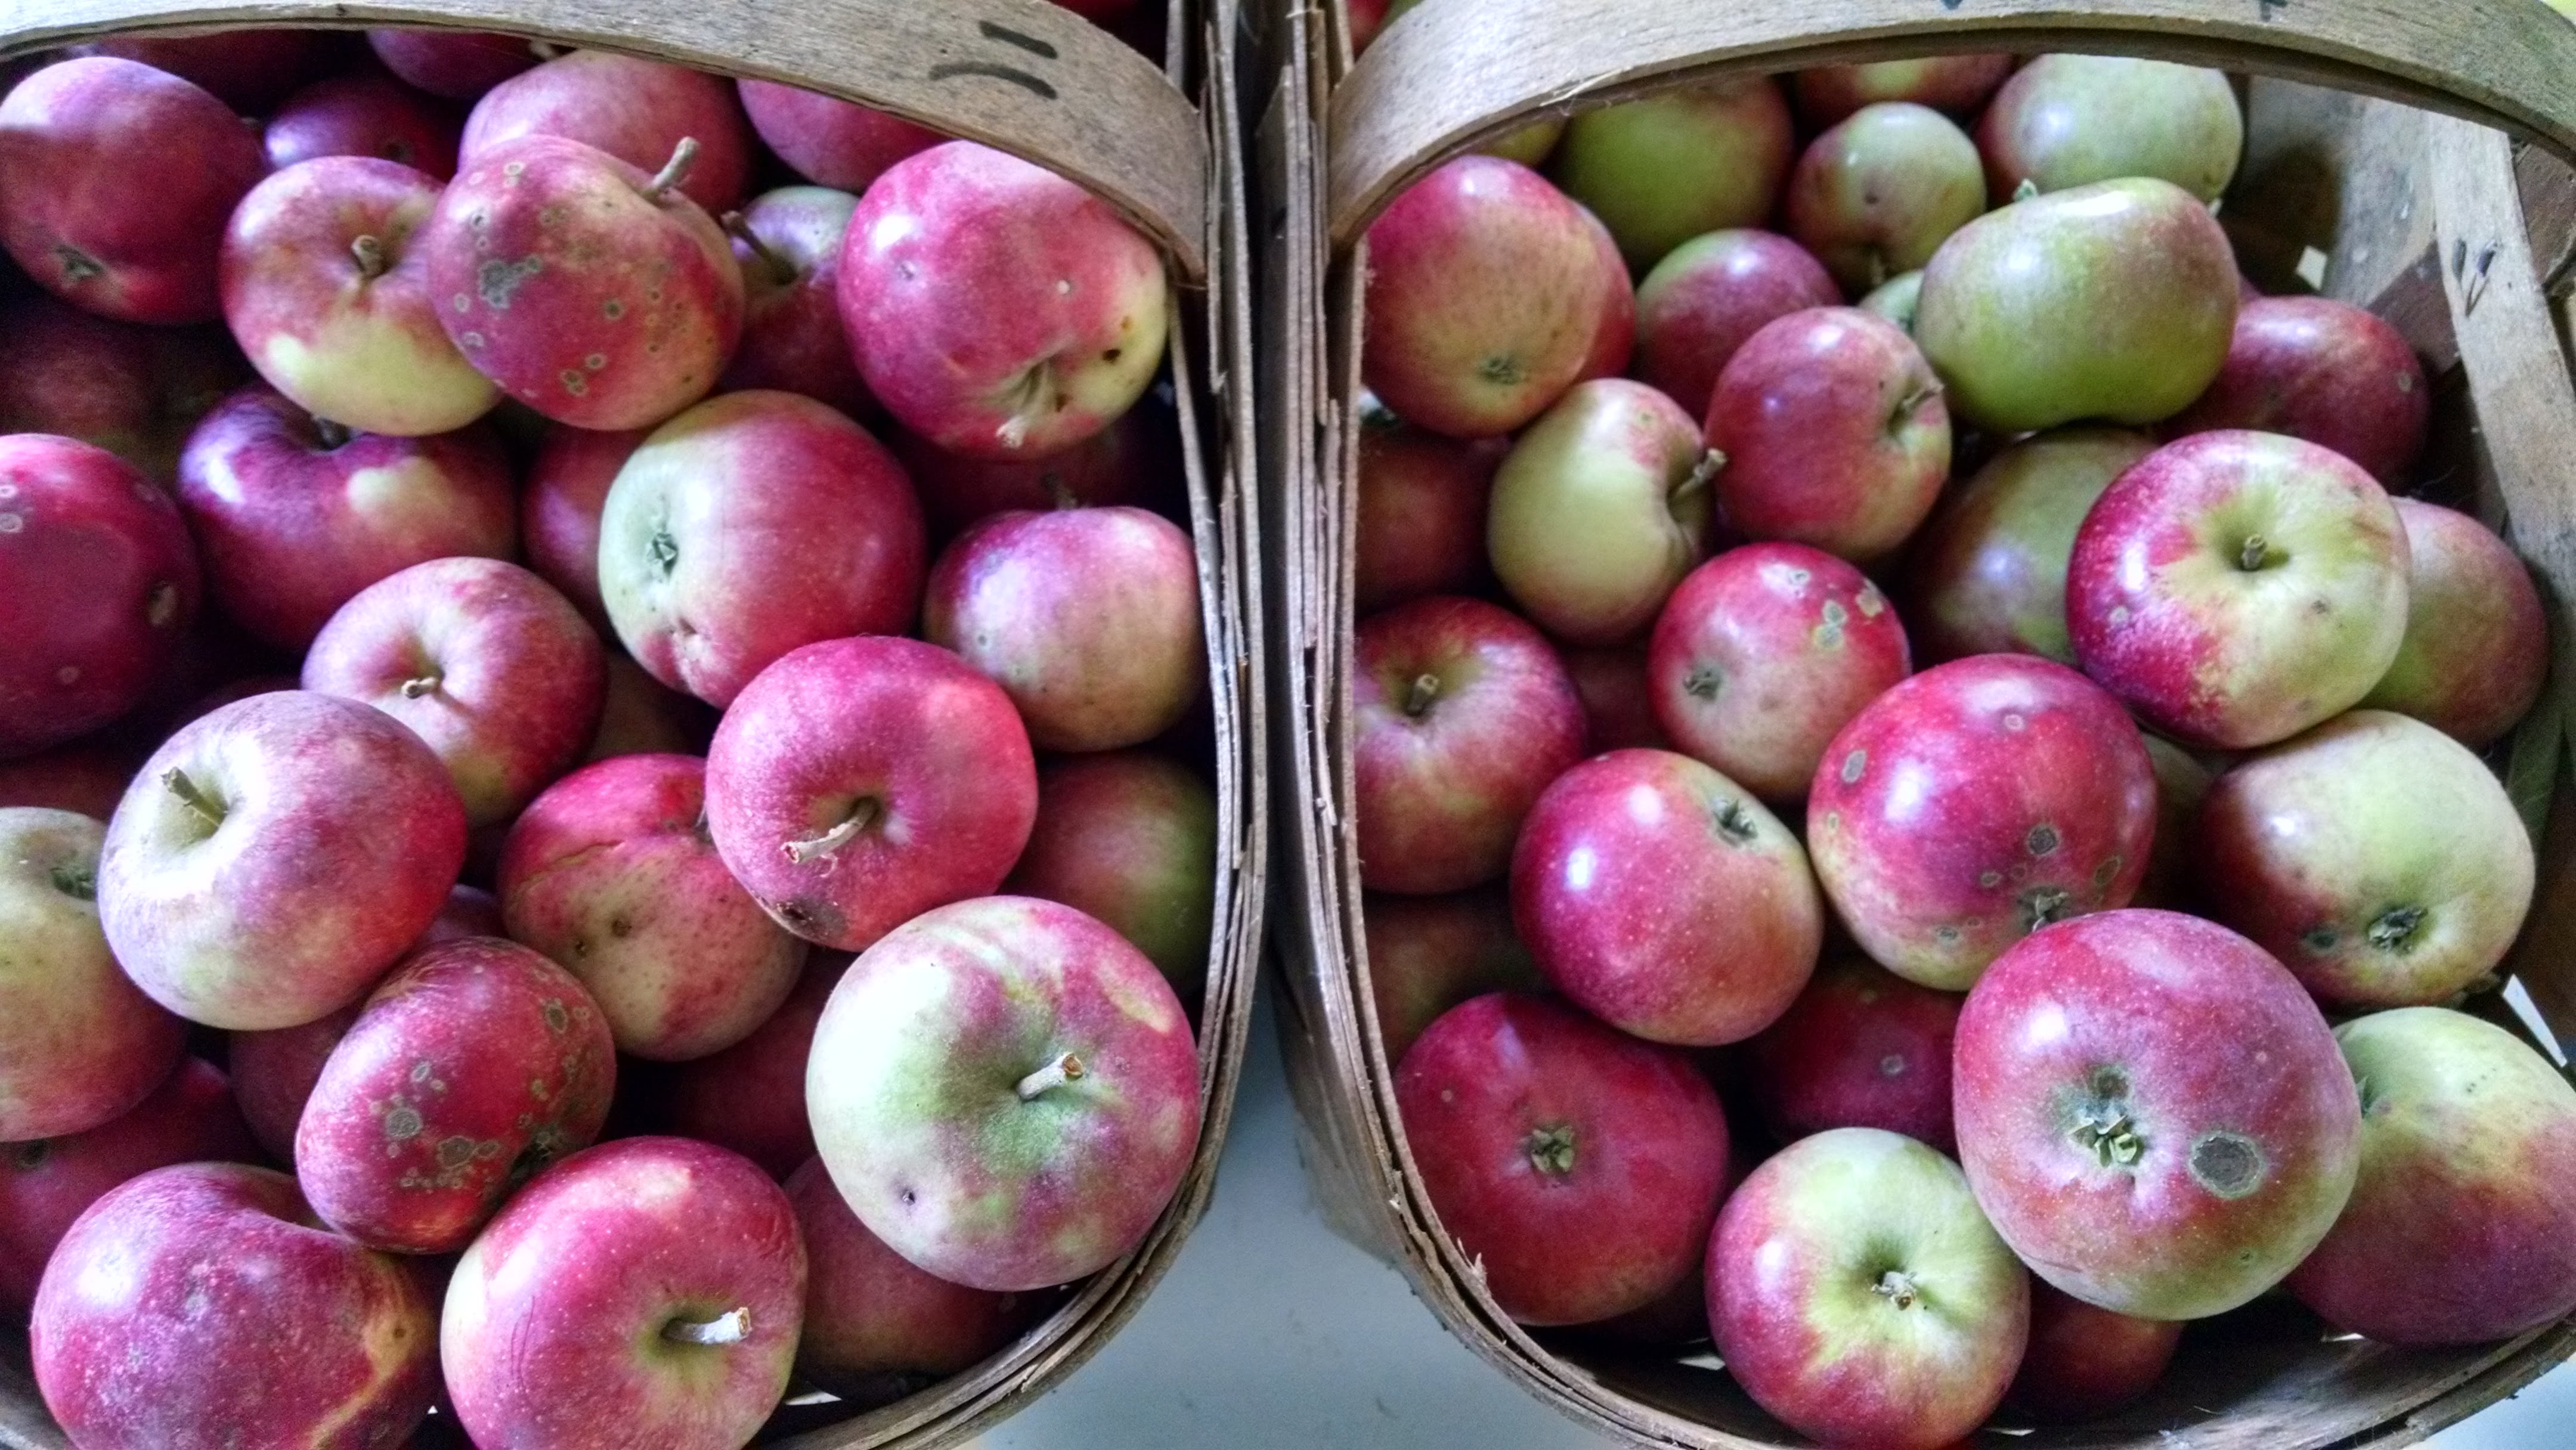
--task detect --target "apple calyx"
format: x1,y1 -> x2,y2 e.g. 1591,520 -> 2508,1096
641,138 -> 701,206
161,767 -> 228,835
1871,1269 -> 1922,1310
782,798 -> 880,865
1016,1052 -> 1089,1101
2012,178 -> 2041,204
1523,1124 -> 1576,1178
311,416 -> 354,450
51,242 -> 104,284
662,1306 -> 753,1346
2366,905 -> 2427,953
1685,664 -> 1724,701
1402,673 -> 1443,718
1710,797 -> 1759,846
1478,354 -> 1530,388
2236,534 -> 2281,572
720,211 -> 795,287
48,862 -> 95,901
349,234 -> 391,281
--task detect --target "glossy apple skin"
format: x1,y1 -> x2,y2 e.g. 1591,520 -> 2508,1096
1905,427 -> 2157,664
925,506 -> 1205,751
1004,750 -> 1218,1000
1793,55 -> 2015,126
0,1057 -> 255,1316
1398,992 -> 1728,1325
1954,909 -> 2361,1319
704,636 -> 1038,950
70,30 -> 332,111
2067,430 -> 2411,749
0,743 -> 131,819
721,186 -> 872,418
1362,889 -> 1541,1065
426,134 -> 744,431
1916,178 -> 2239,434
0,435 -> 201,758
1488,377 -> 1711,646
1563,643 -> 1668,751
1747,958 -> 1961,1152
1979,55 -> 2243,203
841,142 -> 1167,461
521,423 -> 648,632
265,69 -> 465,179
1514,749 -> 1822,1046
304,557 -> 606,829
587,653 -> 717,763
441,1136 -> 806,1450
500,753 -> 808,1061
896,404 -> 1174,541
297,937 -> 615,1253
660,953 -> 844,1178
367,29 -> 538,100
176,384 -> 516,653
2166,297 -> 2429,486
1631,230 -> 1839,423
98,692 -> 468,1031
1648,542 -> 1910,802
461,51 -> 753,213
0,808 -> 184,1140
0,58 -> 268,325
2007,1282 -> 2182,1423
1710,1128 -> 2027,1450
737,80 -> 941,193
1352,596 -> 1586,894
1360,155 -> 1622,438
2193,711 -> 2532,1008
599,389 -> 927,708
1807,655 -> 2157,991
810,896 -> 1203,1291
1787,103 -> 1987,295
1705,307 -> 1952,563
1354,418 -> 1500,615
2362,499 -> 2546,746
1549,78 -> 1795,270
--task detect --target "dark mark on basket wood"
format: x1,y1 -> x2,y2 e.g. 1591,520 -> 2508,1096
925,21 -> 1063,99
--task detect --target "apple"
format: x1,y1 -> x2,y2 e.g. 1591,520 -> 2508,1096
265,67 -> 465,179
736,79 -> 941,192
32,1163 -> 439,1448
1787,103 -> 1987,295
1648,541 -> 1911,802
0,743 -> 131,819
230,1003 -> 361,1166
1573,203 -> 1636,382
1548,78 -> 1795,269
1807,655 -> 2157,991
0,58 -> 269,324
1562,643 -> 1667,751
587,653 -> 718,763
1487,377 -> 1712,645
2362,498 -> 2547,746
1793,55 -> 2016,126
1916,178 -> 2239,434
1710,1127 -> 2027,1450
367,29 -> 541,100
895,403 -> 1175,541
176,383 -> 516,653
809,896 -> 1202,1290
924,506 -> 1205,751
1705,306 -> 1951,562
704,635 -> 1037,950
2067,429 -> 2410,748
719,185 -> 873,417
0,1056 -> 256,1316
2008,1282 -> 2183,1423
1355,415 -> 1501,614
461,49 -> 753,212
1352,595 -> 1586,894
1904,427 -> 2158,664
0,295 -> 246,481
1397,992 -> 1728,1324
1004,750 -> 1218,999
1954,909 -> 2361,1319
425,134 -> 744,430
521,422 -> 648,631
1631,229 -> 1839,422
1979,55 -> 2243,202
70,30 -> 332,111
1746,957 -> 1959,1152
840,140 -> 1168,461
2166,297 -> 2430,485
2137,735 -> 2215,912
660,954 -> 844,1178
1362,889 -> 1541,1065
1858,269 -> 1922,333
0,434 -> 201,758
600,389 -> 927,707
1360,154 -> 1622,438
98,690 -> 467,1030
442,1136 -> 805,1450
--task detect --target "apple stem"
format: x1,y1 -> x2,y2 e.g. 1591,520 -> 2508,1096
312,417 -> 352,450
1872,1269 -> 1922,1310
527,38 -> 564,60
1016,1053 -> 1088,1100
1677,450 -> 1724,504
720,210 -> 794,285
1048,476 -> 1081,510
2012,178 -> 2041,203
349,234 -> 389,280
161,768 -> 225,832
400,674 -> 442,699
642,138 -> 699,204
782,798 -> 879,865
2237,534 -> 2275,572
1403,673 -> 1442,718
662,1307 -> 751,1346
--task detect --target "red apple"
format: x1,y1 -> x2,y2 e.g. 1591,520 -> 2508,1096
1397,992 -> 1728,1324
720,185 -> 872,418
32,1162 -> 439,1448
229,1003 -> 360,1166
1631,229 -> 1840,422
441,1136 -> 804,1450
1954,909 -> 2361,1319
924,506 -> 1204,751
2361,497 -> 2546,747
0,742 -> 131,819
1793,55 -> 2017,126
587,653 -> 718,763
0,433 -> 201,758
1352,595 -> 1585,894
599,389 -> 926,707
1787,103 -> 1987,295
366,29 -> 540,100
809,896 -> 1202,1290
2008,1282 -> 2184,1422
1562,643 -> 1668,751
1487,377 -> 1712,646
265,68 -> 465,179
840,140 -> 1169,461
0,58 -> 268,324
704,636 -> 1038,950
2166,297 -> 2429,485
660,954 -> 844,1178
1354,416 -> 1500,615
1574,202 -> 1636,382
1979,55 -> 2243,203
97,690 -> 468,1030
1363,889 -> 1541,1065
520,422 -> 646,631
1708,1127 -> 2028,1450
1549,78 -> 1795,270
2137,734 -> 2214,912
70,30 -> 332,111
1004,750 -> 1218,998
1806,655 -> 2157,990
1747,958 -> 1961,1152
894,404 -> 1174,541
175,384 -> 516,653
461,49 -> 753,212
1648,542 -> 1911,803
737,79 -> 942,193
425,134 -> 744,430
1705,307 -> 1950,562
2068,430 -> 2411,749
1904,427 -> 2158,664
0,295 -> 246,482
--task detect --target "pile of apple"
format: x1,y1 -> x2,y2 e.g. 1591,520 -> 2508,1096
1349,49 -> 2576,1448
0,19 -> 1217,1450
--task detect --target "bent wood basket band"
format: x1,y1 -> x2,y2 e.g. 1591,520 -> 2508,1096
1262,0 -> 2576,1446
0,0 -> 1269,1446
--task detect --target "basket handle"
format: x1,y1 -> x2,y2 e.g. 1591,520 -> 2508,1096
0,0 -> 1210,283
1328,0 -> 2576,249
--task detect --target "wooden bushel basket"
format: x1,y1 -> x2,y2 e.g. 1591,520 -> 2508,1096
0,0 -> 1266,1445
1257,0 -> 2576,1445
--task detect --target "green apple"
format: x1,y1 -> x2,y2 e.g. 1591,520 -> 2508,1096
1550,78 -> 1794,270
